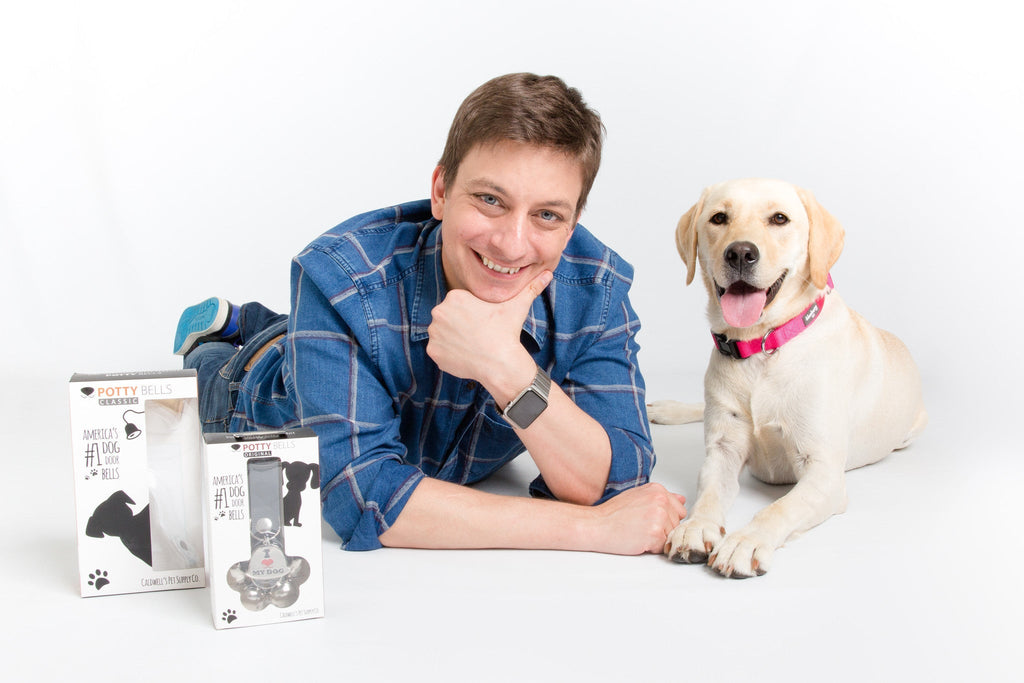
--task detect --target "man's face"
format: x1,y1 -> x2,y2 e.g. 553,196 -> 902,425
431,140 -> 582,303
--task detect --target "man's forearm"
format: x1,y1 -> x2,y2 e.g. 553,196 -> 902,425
511,382 -> 612,505
378,477 -> 596,551
378,476 -> 686,555
479,348 -> 613,505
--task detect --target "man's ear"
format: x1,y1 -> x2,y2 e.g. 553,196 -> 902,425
798,187 -> 845,289
430,166 -> 447,220
676,191 -> 706,285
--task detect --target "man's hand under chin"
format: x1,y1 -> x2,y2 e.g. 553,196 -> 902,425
426,270 -> 552,405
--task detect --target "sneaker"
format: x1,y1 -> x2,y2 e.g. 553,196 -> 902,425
173,297 -> 239,355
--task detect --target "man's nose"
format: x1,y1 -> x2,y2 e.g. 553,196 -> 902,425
491,213 -> 529,258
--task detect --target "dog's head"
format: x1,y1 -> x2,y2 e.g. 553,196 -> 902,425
85,490 -> 138,538
282,461 -> 320,491
676,178 -> 844,334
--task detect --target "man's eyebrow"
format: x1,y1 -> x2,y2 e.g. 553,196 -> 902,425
462,177 -> 575,212
462,177 -> 507,196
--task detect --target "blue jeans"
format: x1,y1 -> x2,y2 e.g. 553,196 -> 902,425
183,302 -> 288,433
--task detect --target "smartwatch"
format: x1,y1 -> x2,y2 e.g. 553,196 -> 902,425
500,366 -> 551,430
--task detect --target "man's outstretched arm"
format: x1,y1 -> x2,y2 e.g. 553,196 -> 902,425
379,476 -> 686,555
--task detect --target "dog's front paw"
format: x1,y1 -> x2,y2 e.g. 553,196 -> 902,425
646,400 -> 704,425
708,531 -> 774,578
665,518 -> 725,564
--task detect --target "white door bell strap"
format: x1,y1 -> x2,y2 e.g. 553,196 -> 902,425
146,398 -> 204,570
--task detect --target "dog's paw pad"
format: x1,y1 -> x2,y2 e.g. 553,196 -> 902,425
88,569 -> 109,590
666,518 -> 725,565
669,547 -> 708,564
222,609 -> 238,624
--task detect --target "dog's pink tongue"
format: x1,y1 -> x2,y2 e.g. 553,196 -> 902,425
721,289 -> 767,328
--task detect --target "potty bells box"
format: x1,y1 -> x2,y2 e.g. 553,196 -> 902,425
69,370 -> 206,597
203,429 -> 324,629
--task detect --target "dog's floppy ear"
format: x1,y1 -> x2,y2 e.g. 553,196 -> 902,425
798,187 -> 845,289
111,490 -> 136,507
676,191 -> 706,285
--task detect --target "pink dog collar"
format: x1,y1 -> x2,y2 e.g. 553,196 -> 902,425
712,275 -> 834,360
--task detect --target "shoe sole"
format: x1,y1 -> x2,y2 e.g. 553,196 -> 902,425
173,297 -> 229,355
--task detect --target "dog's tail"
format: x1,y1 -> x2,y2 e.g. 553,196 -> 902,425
646,400 -> 705,425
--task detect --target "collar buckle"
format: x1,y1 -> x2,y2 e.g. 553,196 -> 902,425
712,332 -> 743,359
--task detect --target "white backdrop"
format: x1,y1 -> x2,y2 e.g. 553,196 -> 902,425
2,1 -> 1021,681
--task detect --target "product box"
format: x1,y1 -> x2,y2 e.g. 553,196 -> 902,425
203,429 -> 324,629
69,370 -> 206,597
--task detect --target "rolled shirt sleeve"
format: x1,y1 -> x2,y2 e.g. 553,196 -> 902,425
287,251 -> 425,550
528,266 -> 654,502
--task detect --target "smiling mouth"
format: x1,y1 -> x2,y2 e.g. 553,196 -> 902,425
715,271 -> 787,328
480,254 -> 521,275
715,271 -> 787,305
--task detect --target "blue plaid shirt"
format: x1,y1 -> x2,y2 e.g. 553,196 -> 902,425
233,200 -> 654,550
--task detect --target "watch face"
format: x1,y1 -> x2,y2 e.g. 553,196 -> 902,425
507,388 -> 547,429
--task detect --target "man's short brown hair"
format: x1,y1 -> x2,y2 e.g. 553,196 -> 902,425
437,73 -> 605,215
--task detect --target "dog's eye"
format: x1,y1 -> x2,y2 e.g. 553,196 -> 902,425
710,212 -> 728,225
771,213 -> 789,225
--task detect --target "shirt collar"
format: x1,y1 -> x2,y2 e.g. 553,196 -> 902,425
410,221 -> 549,350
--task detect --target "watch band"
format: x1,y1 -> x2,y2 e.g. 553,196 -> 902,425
500,365 -> 551,430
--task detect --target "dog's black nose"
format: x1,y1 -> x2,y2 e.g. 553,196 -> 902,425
725,241 -> 759,271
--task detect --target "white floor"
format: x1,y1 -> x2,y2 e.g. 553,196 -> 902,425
9,371 -> 1020,682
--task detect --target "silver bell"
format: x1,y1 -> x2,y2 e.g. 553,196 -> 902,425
270,579 -> 299,608
239,585 -> 267,611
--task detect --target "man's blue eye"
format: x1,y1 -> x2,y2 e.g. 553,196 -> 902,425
540,211 -> 558,221
481,195 -> 498,205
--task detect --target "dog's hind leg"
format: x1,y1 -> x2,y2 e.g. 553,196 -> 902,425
895,407 -> 928,450
646,400 -> 705,425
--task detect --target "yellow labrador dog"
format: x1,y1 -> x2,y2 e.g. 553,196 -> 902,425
647,178 -> 927,578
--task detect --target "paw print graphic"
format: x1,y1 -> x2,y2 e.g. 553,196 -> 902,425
88,569 -> 110,590
216,510 -> 226,520
84,469 -> 99,480
222,609 -> 238,624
